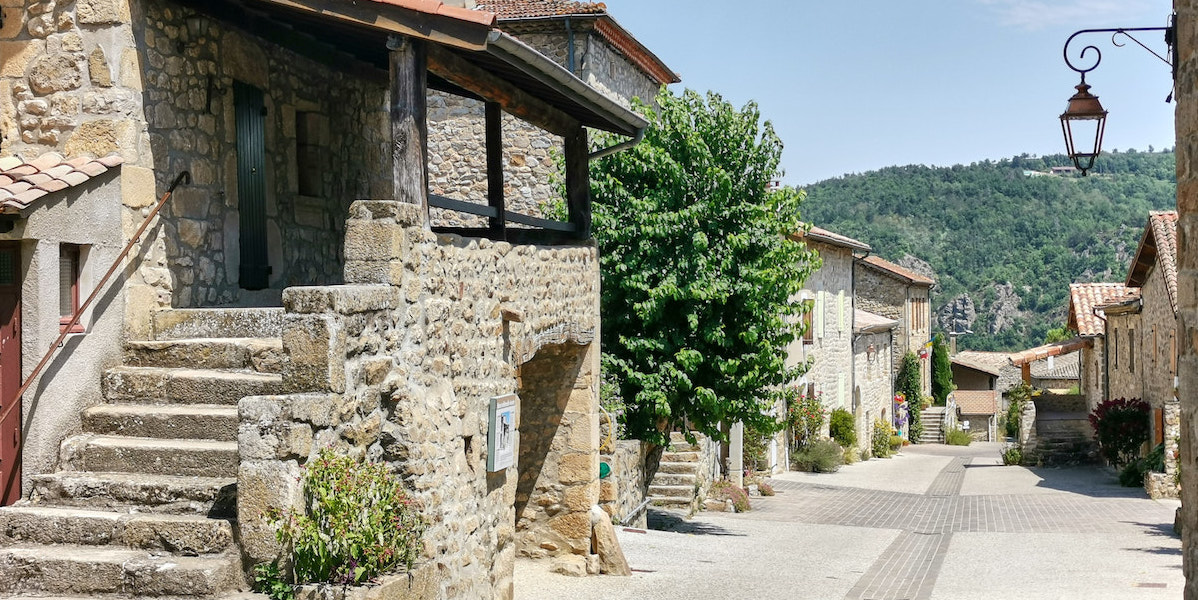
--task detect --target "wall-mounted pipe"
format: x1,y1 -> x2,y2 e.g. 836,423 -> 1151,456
589,128 -> 644,161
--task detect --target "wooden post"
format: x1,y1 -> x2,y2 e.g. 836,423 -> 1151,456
388,35 -> 428,225
486,102 -> 505,239
1021,362 -> 1031,385
564,125 -> 589,239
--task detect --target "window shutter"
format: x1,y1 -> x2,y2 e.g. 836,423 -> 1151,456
816,292 -> 825,338
837,291 -> 845,332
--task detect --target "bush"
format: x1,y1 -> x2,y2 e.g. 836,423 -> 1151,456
829,408 -> 856,448
1005,383 -> 1032,439
1089,397 -> 1150,467
758,481 -> 775,496
843,446 -> 859,464
897,353 -> 923,441
889,435 -> 904,452
270,448 -> 425,586
1119,459 -> 1147,487
791,439 -> 845,473
787,390 -> 827,451
709,480 -> 751,512
1002,446 -> 1023,465
871,419 -> 894,458
945,427 -> 972,446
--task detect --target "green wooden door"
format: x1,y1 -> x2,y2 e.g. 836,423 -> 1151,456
234,81 -> 270,290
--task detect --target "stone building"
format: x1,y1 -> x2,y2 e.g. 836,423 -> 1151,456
853,308 -> 896,452
856,254 -> 934,398
425,0 -> 677,227
0,0 -> 652,597
954,390 -> 998,441
1068,282 -> 1138,410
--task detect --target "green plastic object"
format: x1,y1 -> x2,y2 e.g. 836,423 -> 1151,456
599,461 -> 611,479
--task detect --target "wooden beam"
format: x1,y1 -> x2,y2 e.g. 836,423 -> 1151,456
486,102 -> 506,238
426,44 -> 580,138
255,0 -> 492,51
389,36 -> 429,225
563,125 -> 590,239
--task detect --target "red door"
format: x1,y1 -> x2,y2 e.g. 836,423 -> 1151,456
0,243 -> 21,505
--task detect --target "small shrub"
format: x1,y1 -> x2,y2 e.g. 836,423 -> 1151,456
829,408 -> 857,448
945,427 -> 972,446
1089,397 -> 1150,467
253,561 -> 294,600
758,481 -> 775,496
709,480 -> 751,512
843,446 -> 859,464
889,435 -> 904,452
270,448 -> 425,586
871,419 -> 894,458
1005,383 -> 1033,439
787,390 -> 827,451
1144,442 -> 1166,473
1002,446 -> 1023,465
1119,459 -> 1147,487
791,439 -> 845,473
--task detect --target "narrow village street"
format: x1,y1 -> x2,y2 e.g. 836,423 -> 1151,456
515,443 -> 1183,599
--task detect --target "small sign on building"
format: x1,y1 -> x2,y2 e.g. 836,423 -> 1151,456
487,394 -> 517,472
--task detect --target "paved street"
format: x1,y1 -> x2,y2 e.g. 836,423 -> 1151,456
514,443 -> 1183,599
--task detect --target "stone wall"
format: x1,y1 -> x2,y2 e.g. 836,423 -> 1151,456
1081,341 -> 1105,410
1176,5 -> 1198,595
599,439 -> 655,528
237,201 -> 602,600
790,241 -> 854,412
856,265 -> 931,396
853,329 -> 892,454
1140,267 -> 1179,478
1105,311 -> 1144,402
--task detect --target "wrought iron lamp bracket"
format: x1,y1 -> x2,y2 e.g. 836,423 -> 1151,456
1063,18 -> 1177,99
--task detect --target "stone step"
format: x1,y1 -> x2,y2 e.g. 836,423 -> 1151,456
0,505 -> 233,554
651,473 -> 697,487
153,308 -> 284,341
668,433 -> 701,452
660,451 -> 700,463
103,366 -> 282,405
647,485 -> 694,500
60,435 -> 239,478
656,461 -> 701,475
649,496 -> 692,508
0,544 -> 237,597
82,404 -> 237,441
125,338 -> 284,374
30,472 -> 236,516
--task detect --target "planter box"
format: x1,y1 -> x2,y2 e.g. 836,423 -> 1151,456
294,562 -> 439,600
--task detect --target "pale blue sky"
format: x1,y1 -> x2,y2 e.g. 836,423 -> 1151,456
600,0 -> 1177,185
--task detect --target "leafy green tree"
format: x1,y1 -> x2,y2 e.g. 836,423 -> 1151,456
931,335 -> 953,406
897,352 -> 923,442
590,89 -> 819,445
1043,324 -> 1076,344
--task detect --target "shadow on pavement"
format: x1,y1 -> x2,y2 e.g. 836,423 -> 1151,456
647,508 -> 745,536
1027,465 -> 1151,498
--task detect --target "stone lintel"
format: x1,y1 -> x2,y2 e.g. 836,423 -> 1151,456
283,285 -> 399,315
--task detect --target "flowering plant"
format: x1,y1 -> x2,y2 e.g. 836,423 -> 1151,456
786,387 -> 826,451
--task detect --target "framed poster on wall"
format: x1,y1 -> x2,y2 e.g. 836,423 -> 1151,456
488,394 -> 517,472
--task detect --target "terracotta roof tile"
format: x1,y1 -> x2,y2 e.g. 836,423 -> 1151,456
1068,282 -> 1138,336
860,255 -> 935,286
0,152 -> 123,212
952,351 -> 1010,377
1149,211 -> 1178,313
955,390 -> 999,415
1009,336 -> 1092,367
476,0 -> 607,18
371,0 -> 497,25
854,308 -> 897,334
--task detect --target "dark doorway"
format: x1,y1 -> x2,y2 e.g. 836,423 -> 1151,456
234,81 -> 270,290
0,243 -> 21,505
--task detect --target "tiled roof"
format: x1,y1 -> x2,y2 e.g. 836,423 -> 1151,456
952,351 -> 1010,377
1030,351 -> 1080,379
955,390 -> 999,415
854,308 -> 897,334
1008,336 -> 1092,367
476,0 -> 606,18
373,0 -> 497,25
1126,211 -> 1178,315
0,152 -> 123,213
796,225 -> 872,252
860,255 -> 934,286
1068,282 -> 1138,336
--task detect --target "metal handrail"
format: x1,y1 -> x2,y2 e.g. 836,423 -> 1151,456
0,171 -> 191,441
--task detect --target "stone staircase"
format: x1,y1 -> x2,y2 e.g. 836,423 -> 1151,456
0,308 -> 283,598
920,407 -> 946,444
1031,412 -> 1098,466
647,432 -> 707,512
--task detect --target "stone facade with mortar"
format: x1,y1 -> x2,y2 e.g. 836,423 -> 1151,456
1105,307 -> 1143,403
856,262 -> 932,396
599,439 -> 655,528
789,241 -> 856,414
853,326 -> 894,455
1139,256 -> 1180,469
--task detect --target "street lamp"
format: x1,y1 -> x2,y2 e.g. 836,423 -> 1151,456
1059,20 -> 1176,176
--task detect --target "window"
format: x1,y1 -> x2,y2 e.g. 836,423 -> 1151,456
59,244 -> 84,333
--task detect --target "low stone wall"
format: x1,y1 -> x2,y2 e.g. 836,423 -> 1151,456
238,200 -> 601,600
599,440 -> 657,528
1146,471 -> 1181,500
1033,394 -> 1086,413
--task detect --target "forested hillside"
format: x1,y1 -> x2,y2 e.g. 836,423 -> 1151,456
801,150 -> 1176,351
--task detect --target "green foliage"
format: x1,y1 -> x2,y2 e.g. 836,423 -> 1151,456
1002,446 -> 1024,465
871,419 -> 895,458
252,562 -> 294,600
803,151 -> 1176,351
931,336 -> 953,406
828,408 -> 856,448
897,353 -> 923,442
791,439 -> 845,473
270,449 -> 425,586
742,423 -> 773,472
758,481 -> 775,496
787,389 -> 826,451
1088,397 -> 1150,468
709,480 -> 751,512
945,427 -> 972,446
1119,460 -> 1148,487
1005,383 -> 1032,439
591,89 -> 819,445
889,435 -> 905,451
1044,324 -> 1076,344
